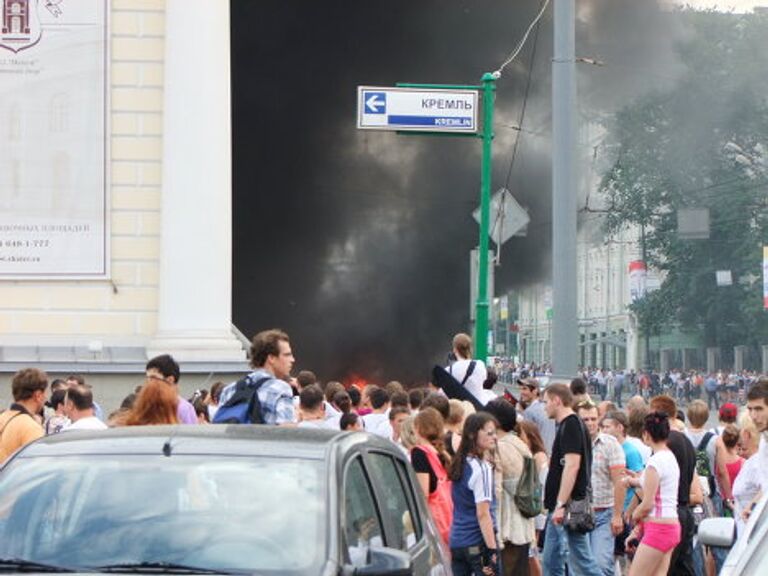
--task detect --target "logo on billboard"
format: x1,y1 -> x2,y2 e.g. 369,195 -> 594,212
0,1 -> 68,53
1,0 -> 43,53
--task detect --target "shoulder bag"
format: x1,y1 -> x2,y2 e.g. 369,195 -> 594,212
562,417 -> 595,533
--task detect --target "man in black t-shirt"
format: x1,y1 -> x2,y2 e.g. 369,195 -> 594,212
541,383 -> 596,576
650,395 -> 696,576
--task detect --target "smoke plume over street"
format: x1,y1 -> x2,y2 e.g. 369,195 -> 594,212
231,0 -> 692,382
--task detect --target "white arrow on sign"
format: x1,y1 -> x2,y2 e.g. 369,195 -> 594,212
365,94 -> 384,113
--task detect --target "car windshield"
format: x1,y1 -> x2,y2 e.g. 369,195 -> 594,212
0,454 -> 326,575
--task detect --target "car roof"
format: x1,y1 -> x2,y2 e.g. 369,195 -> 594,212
13,425 -> 393,460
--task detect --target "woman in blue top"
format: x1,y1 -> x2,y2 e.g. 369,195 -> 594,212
448,412 -> 499,576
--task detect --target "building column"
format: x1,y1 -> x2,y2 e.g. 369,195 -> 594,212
626,315 -> 639,371
762,345 -> 768,375
660,349 -> 671,373
734,346 -> 746,372
147,0 -> 245,362
682,348 -> 691,371
706,347 -> 719,373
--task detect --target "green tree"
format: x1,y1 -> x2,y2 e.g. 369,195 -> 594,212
600,9 -> 768,355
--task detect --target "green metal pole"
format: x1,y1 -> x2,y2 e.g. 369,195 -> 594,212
475,73 -> 496,363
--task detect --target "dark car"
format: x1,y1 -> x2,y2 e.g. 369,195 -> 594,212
0,426 -> 451,576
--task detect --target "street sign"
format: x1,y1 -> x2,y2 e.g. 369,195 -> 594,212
472,188 -> 530,245
716,270 -> 733,287
357,86 -> 479,133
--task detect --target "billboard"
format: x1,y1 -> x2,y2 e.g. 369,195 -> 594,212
0,0 -> 108,278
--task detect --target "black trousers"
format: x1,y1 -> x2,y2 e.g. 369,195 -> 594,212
501,542 -> 529,576
668,504 -> 695,576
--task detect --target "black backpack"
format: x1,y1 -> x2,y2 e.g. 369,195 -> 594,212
212,376 -> 271,424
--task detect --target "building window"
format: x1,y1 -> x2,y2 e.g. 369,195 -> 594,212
49,93 -> 70,133
53,151 -> 70,189
8,103 -> 21,141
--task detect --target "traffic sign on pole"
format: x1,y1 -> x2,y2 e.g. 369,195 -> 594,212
357,86 -> 479,133
472,188 -> 530,245
355,76 -> 496,362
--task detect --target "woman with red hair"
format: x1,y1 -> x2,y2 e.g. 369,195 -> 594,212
112,378 -> 180,426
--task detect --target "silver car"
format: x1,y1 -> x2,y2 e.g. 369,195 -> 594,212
0,426 -> 451,576
698,491 -> 768,576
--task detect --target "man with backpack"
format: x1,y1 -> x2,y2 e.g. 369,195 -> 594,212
214,329 -> 295,425
685,400 -> 717,495
485,398 -> 537,576
576,400 -> 626,576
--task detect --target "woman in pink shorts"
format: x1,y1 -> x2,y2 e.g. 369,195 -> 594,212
625,411 -> 681,575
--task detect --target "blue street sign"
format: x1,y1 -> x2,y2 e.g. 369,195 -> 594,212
357,86 -> 478,133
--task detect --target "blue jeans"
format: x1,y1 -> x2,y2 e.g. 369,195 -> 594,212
706,389 -> 719,410
706,498 -> 728,574
613,384 -> 623,407
588,508 -> 615,576
542,513 -> 597,576
692,534 -> 705,576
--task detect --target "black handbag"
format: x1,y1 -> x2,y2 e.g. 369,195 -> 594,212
562,417 -> 595,533
564,486 -> 595,533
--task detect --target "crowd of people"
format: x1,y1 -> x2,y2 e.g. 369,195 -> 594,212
1,328 -> 768,576
496,360 -> 764,410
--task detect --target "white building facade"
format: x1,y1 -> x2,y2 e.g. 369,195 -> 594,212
515,225 -> 643,371
0,1 -> 248,409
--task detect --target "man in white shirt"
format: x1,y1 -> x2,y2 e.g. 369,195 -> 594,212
296,385 -> 334,429
64,384 -> 107,431
746,381 -> 768,493
361,386 -> 391,437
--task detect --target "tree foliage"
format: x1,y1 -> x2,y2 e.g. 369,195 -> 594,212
600,9 -> 768,350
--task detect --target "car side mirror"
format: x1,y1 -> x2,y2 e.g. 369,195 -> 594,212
697,517 -> 736,548
346,546 -> 413,576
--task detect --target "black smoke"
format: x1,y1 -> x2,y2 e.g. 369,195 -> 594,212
230,0 -> 688,383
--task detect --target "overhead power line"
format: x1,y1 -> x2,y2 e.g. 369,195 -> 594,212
494,0 -> 551,77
